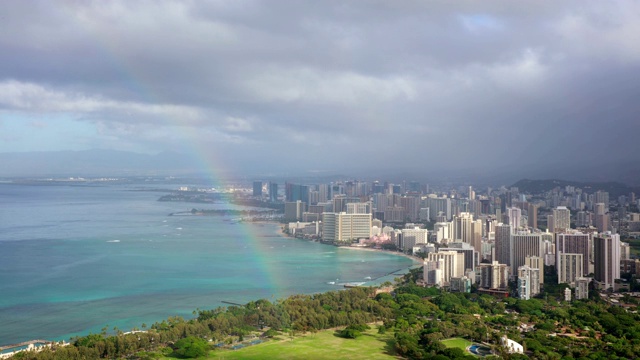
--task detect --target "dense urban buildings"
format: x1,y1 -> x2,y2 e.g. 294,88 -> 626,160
263,177 -> 635,299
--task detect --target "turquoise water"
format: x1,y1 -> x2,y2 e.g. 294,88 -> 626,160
0,182 -> 414,345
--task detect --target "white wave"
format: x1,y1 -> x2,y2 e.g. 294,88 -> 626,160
106,240 -> 120,243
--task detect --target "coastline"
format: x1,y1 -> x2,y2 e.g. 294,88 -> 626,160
259,220 -> 423,265
2,215 -> 412,347
337,245 -> 424,265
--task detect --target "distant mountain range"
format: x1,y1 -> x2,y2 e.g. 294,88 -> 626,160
512,178 -> 638,198
0,149 -> 203,177
1,149 -> 639,188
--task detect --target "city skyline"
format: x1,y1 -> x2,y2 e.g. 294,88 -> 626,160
1,1 -> 639,179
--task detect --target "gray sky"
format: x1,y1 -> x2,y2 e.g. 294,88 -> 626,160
1,1 -> 639,176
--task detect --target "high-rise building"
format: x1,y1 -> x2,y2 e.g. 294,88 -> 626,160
425,251 -> 464,286
269,182 -> 278,202
575,277 -> 591,300
553,206 -> 571,232
321,212 -> 372,244
332,195 -> 361,213
494,223 -> 512,265
423,259 -> 445,287
517,265 -> 540,300
557,253 -> 584,286
450,276 -> 472,293
555,232 -> 590,277
440,242 -> 479,272
419,208 -> 430,221
594,233 -> 621,290
427,196 -> 451,221
576,211 -> 592,227
317,184 -> 330,203
595,191 -> 609,208
384,206 -> 405,223
478,261 -> 509,289
284,200 -> 305,221
547,214 -> 555,233
400,227 -> 429,251
433,222 -> 452,244
252,181 -> 263,197
285,183 -> 309,203
470,220 -> 483,254
308,190 -> 320,205
453,212 -> 473,243
621,242 -> 631,260
595,214 -> 609,233
511,232 -> 542,276
525,255 -> 544,285
507,207 -> 522,230
528,203 -> 538,229
400,196 -> 420,221
594,203 -> 609,233
346,202 -> 371,215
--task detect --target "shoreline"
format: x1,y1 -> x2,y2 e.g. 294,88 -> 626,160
336,245 -> 424,264
254,220 -> 423,265
4,222 -> 412,348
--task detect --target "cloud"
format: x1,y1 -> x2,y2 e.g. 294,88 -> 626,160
0,0 -> 639,175
0,80 -> 203,124
244,66 -> 417,105
223,117 -> 253,132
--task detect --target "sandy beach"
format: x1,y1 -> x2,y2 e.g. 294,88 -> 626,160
338,245 -> 424,264
247,221 -> 423,268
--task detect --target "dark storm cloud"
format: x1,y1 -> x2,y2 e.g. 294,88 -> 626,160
0,0 -> 639,174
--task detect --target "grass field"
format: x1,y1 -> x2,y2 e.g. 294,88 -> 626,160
204,327 -> 399,360
441,337 -> 473,351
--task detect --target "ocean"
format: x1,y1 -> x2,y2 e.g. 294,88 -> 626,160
0,182 -> 415,345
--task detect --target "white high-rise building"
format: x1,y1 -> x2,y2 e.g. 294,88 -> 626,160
426,251 -> 464,286
557,253 -> 584,286
553,206 -> 571,231
321,212 -> 372,244
470,220 -> 483,254
400,227 -> 429,252
453,212 -> 474,243
452,212 -> 483,253
440,242 -> 479,272
419,208 -> 430,221
427,196 -> 452,221
517,265 -> 540,300
433,222 -> 453,244
424,259 -> 445,287
346,202 -> 370,215
507,207 -> 522,230
621,242 -> 631,260
525,256 -> 544,285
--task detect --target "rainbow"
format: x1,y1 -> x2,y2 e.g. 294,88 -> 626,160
60,5 -> 284,303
